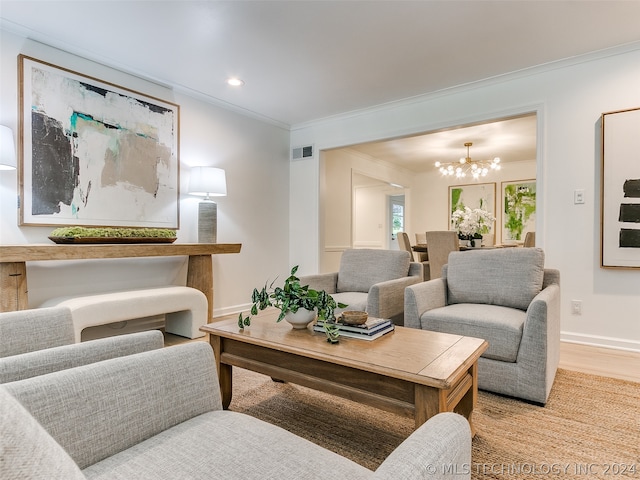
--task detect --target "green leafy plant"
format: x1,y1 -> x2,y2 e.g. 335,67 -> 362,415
50,226 -> 176,238
238,266 -> 347,341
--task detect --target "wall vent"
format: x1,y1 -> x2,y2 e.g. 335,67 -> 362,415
291,144 -> 314,161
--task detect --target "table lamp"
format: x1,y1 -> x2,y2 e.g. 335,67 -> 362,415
188,167 -> 227,243
0,125 -> 17,170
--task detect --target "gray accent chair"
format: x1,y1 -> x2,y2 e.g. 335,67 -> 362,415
300,248 -> 423,325
404,247 -> 560,404
0,342 -> 472,479
0,306 -> 164,383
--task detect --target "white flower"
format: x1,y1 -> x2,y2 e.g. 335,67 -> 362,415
451,207 -> 495,237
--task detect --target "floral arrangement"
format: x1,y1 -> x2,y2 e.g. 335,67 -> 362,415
451,207 -> 495,239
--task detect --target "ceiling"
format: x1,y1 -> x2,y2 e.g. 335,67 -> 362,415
1,1 -> 638,168
2,1 -> 640,128
343,113 -> 537,173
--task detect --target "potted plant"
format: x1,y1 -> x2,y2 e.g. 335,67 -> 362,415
451,206 -> 495,246
238,266 -> 347,341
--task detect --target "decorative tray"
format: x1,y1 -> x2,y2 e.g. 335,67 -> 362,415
48,236 -> 177,244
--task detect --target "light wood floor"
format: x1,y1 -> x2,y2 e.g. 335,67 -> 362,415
165,321 -> 640,384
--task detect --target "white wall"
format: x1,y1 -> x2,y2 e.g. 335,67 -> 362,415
0,30 -> 291,316
291,45 -> 640,351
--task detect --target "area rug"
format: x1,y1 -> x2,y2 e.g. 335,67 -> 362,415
228,368 -> 640,479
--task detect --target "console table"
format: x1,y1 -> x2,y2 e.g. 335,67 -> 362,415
0,243 -> 242,317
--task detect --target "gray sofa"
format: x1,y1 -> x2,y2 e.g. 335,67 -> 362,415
1,342 -> 472,479
404,247 -> 560,404
0,306 -> 164,383
300,248 -> 423,325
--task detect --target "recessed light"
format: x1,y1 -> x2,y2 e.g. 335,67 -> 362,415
227,77 -> 244,87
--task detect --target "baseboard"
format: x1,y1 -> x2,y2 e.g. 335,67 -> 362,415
214,303 -> 250,319
561,331 -> 640,353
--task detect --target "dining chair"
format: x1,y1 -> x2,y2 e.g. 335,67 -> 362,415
424,231 -> 459,279
399,232 -> 429,279
524,231 -> 536,247
414,232 -> 429,262
481,233 -> 495,246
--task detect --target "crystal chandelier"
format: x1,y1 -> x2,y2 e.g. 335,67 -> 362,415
435,142 -> 501,179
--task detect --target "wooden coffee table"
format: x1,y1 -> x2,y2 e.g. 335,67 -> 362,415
201,309 -> 487,434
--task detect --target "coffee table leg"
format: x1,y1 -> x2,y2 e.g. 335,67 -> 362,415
454,363 -> 478,436
414,384 -> 443,428
414,363 -> 478,436
209,334 -> 233,409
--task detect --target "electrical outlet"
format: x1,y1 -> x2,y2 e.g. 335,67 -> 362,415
574,190 -> 585,204
571,300 -> 582,315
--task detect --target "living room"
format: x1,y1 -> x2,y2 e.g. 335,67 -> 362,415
1,2 -> 639,477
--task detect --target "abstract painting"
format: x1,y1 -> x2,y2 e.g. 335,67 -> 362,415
601,107 -> 640,268
19,55 -> 179,228
448,183 -> 496,232
501,180 -> 536,243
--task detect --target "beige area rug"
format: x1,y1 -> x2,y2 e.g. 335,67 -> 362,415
228,368 -> 640,479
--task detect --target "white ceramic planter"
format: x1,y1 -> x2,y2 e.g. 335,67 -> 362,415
284,308 -> 316,329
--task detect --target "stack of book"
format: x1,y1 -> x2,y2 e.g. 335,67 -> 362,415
314,316 -> 394,341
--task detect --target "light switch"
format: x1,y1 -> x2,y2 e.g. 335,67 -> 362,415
574,190 -> 585,204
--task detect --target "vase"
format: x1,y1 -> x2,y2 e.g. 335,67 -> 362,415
472,238 -> 482,247
284,308 -> 316,329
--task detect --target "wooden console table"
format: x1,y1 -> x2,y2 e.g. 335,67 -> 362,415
0,243 -> 242,317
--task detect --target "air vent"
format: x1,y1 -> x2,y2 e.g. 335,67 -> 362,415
292,144 -> 314,161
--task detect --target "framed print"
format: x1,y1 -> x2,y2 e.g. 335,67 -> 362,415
601,107 -> 640,268
449,182 -> 496,232
501,180 -> 536,244
19,55 -> 180,228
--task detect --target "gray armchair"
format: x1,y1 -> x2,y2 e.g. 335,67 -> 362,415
404,247 -> 560,404
0,306 -> 164,383
300,248 -> 423,325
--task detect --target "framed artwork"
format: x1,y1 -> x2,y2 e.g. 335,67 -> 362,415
601,107 -> 640,268
19,55 -> 180,228
501,180 -> 536,243
448,182 -> 496,231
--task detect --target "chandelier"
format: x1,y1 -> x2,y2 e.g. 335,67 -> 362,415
435,142 -> 501,179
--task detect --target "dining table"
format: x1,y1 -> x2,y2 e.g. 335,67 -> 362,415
412,243 -> 519,253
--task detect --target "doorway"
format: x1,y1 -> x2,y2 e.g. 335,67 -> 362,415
390,195 -> 405,250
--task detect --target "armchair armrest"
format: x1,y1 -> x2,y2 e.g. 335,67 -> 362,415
0,330 -> 164,383
298,272 -> 338,294
368,275 -> 421,321
518,283 -> 561,403
404,279 -> 447,329
373,412 -> 471,479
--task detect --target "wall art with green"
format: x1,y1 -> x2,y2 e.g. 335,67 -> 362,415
501,180 -> 536,242
449,183 -> 496,232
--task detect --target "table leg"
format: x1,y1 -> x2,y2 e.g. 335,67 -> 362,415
414,384 -> 443,428
186,255 -> 213,322
0,262 -> 29,312
454,363 -> 479,436
209,334 -> 232,409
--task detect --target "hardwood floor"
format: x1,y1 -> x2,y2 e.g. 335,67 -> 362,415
165,321 -> 640,384
559,341 -> 640,383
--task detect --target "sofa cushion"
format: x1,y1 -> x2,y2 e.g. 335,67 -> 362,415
421,303 -> 526,362
337,249 -> 411,293
446,248 -> 545,311
0,387 -> 86,480
82,410 -> 372,480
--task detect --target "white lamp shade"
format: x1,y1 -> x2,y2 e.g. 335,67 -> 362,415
188,167 -> 226,197
0,125 -> 17,170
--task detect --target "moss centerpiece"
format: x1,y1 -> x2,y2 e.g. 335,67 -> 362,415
49,227 -> 177,244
